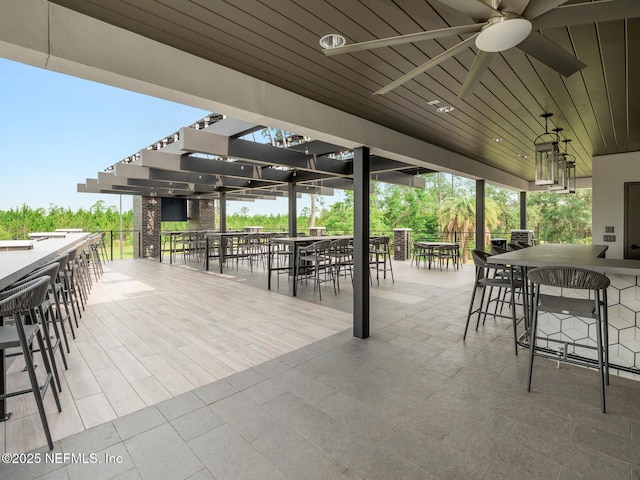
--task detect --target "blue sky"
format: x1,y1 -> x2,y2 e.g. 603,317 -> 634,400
0,58 -> 334,215
0,58 -> 207,212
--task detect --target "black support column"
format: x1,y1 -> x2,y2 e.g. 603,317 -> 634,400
520,191 -> 527,230
353,147 -> 370,339
220,191 -> 227,233
288,182 -> 297,236
475,179 -> 485,252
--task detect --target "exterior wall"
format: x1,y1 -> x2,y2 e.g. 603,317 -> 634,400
593,152 -> 640,259
133,196 -> 161,259
188,199 -> 215,231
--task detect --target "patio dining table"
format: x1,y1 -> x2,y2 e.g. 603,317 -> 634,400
0,231 -> 92,421
204,231 -> 256,273
414,241 -> 460,270
267,235 -> 352,296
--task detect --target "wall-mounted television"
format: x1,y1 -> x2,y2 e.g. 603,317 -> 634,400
161,197 -> 188,222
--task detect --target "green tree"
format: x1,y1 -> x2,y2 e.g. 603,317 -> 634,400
527,189 -> 592,243
437,194 -> 500,260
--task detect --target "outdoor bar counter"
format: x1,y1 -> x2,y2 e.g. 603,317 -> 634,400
0,232 -> 91,291
490,244 -> 640,377
0,231 -> 92,420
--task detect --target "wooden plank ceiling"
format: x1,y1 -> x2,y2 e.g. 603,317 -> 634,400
52,0 -> 640,184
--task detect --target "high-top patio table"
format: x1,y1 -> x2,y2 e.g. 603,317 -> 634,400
487,244 -> 608,336
267,235 -> 352,296
204,231 -> 256,273
414,241 -> 460,270
0,232 -> 91,421
160,231 -> 186,265
485,244 -> 640,376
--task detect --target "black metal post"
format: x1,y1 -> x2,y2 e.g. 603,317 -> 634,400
220,191 -> 227,233
520,191 -> 527,230
476,179 -> 485,252
110,230 -> 114,261
288,182 -> 297,237
353,146 -> 370,339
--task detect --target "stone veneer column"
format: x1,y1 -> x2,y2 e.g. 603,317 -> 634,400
510,229 -> 534,246
188,199 -> 216,230
309,226 -> 326,236
133,196 -> 161,259
393,228 -> 411,261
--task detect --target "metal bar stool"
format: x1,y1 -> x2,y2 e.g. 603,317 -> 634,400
411,242 -> 434,269
464,250 -> 526,355
61,248 -> 82,327
65,247 -> 86,315
11,263 -> 69,392
73,243 -> 92,304
527,266 -> 610,413
369,236 -> 394,285
329,238 -> 353,292
295,239 -> 335,300
50,253 -> 76,341
0,276 -> 62,450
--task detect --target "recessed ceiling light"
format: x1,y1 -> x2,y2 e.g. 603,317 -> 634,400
319,34 -> 346,49
436,105 -> 455,113
517,154 -> 529,159
427,100 -> 440,105
491,137 -> 503,142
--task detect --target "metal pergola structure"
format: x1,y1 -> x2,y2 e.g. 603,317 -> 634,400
78,114 -> 433,202
78,114 -> 440,339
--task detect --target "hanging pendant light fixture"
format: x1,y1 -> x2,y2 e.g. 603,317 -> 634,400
566,161 -> 576,193
554,139 -> 576,194
549,128 -> 567,191
534,113 -> 560,186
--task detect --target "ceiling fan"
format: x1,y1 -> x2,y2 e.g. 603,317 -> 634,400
321,0 -> 640,98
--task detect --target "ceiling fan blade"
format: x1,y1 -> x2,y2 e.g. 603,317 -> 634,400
517,30 -> 586,77
458,51 -> 497,98
439,0 -> 502,21
374,35 -> 478,95
523,0 -> 568,20
498,0 -> 531,16
322,24 -> 484,56
533,0 -> 640,29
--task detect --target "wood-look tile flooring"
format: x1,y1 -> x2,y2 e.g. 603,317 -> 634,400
3,257 -> 640,479
1,257 -> 353,454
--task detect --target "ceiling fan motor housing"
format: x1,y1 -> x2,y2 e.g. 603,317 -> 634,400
476,12 -> 533,52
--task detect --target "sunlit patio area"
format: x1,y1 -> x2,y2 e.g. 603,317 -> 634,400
2,257 -> 640,479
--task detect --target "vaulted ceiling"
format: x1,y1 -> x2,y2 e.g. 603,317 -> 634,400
50,0 -> 640,185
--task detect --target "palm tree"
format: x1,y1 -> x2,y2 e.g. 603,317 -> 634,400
437,195 -> 500,261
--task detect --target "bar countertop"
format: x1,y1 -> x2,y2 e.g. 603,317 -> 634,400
489,243 -> 640,276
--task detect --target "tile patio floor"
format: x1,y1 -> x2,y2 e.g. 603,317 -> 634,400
2,256 -> 640,479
